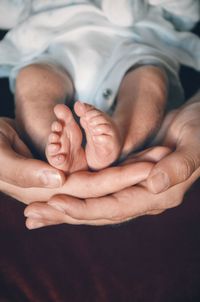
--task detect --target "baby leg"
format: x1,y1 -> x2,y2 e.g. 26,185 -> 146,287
113,66 -> 167,154
15,63 -> 74,157
74,101 -> 121,170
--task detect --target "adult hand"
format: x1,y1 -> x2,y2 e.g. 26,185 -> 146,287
24,91 -> 200,228
0,117 -> 65,189
23,146 -> 171,228
147,90 -> 200,193
0,117 -> 157,204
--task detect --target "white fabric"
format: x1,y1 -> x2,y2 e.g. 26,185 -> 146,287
0,0 -> 199,111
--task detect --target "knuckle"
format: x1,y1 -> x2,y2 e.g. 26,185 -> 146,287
176,154 -> 196,182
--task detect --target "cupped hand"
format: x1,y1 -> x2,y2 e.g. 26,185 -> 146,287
0,117 -> 65,189
24,91 -> 200,228
147,91 -> 200,193
24,146 -> 172,228
0,117 -> 158,204
25,166 -> 199,228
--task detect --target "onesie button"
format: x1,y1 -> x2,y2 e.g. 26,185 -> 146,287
103,88 -> 112,100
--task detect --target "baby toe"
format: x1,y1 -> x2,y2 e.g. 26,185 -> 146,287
74,101 -> 87,117
48,132 -> 60,144
54,104 -> 73,124
51,121 -> 62,132
46,143 -> 61,155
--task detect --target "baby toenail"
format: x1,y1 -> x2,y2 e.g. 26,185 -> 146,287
52,122 -> 62,132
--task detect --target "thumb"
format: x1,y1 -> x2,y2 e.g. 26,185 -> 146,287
147,146 -> 200,193
0,133 -> 65,188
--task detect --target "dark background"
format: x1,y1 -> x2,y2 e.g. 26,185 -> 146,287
0,24 -> 199,302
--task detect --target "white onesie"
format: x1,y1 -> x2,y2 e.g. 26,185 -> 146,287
0,0 -> 199,112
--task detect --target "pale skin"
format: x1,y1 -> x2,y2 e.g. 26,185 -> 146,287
15,63 -> 167,171
0,69 -> 200,228
0,64 -> 167,191
0,91 -> 199,229
0,118 -> 171,203
24,91 -> 200,228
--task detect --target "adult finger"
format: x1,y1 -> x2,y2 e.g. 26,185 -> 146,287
59,161 -> 153,198
0,132 -> 65,188
24,202 -> 112,229
25,168 -> 200,227
25,207 -> 165,229
1,156 -> 154,204
47,171 -> 196,223
123,146 -> 171,165
25,185 -> 165,227
21,147 -> 169,205
47,186 -> 161,222
147,136 -> 200,193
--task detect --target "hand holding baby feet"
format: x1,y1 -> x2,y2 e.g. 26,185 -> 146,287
74,101 -> 122,170
45,104 -> 87,173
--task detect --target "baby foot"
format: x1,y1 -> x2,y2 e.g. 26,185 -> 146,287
74,101 -> 122,170
45,104 -> 87,173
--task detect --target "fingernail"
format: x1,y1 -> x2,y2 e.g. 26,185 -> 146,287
39,171 -> 62,188
27,221 -> 44,230
148,171 -> 170,193
48,202 -> 66,214
25,211 -> 41,219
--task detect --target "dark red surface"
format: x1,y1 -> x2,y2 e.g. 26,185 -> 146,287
0,182 -> 200,302
0,25 -> 200,302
